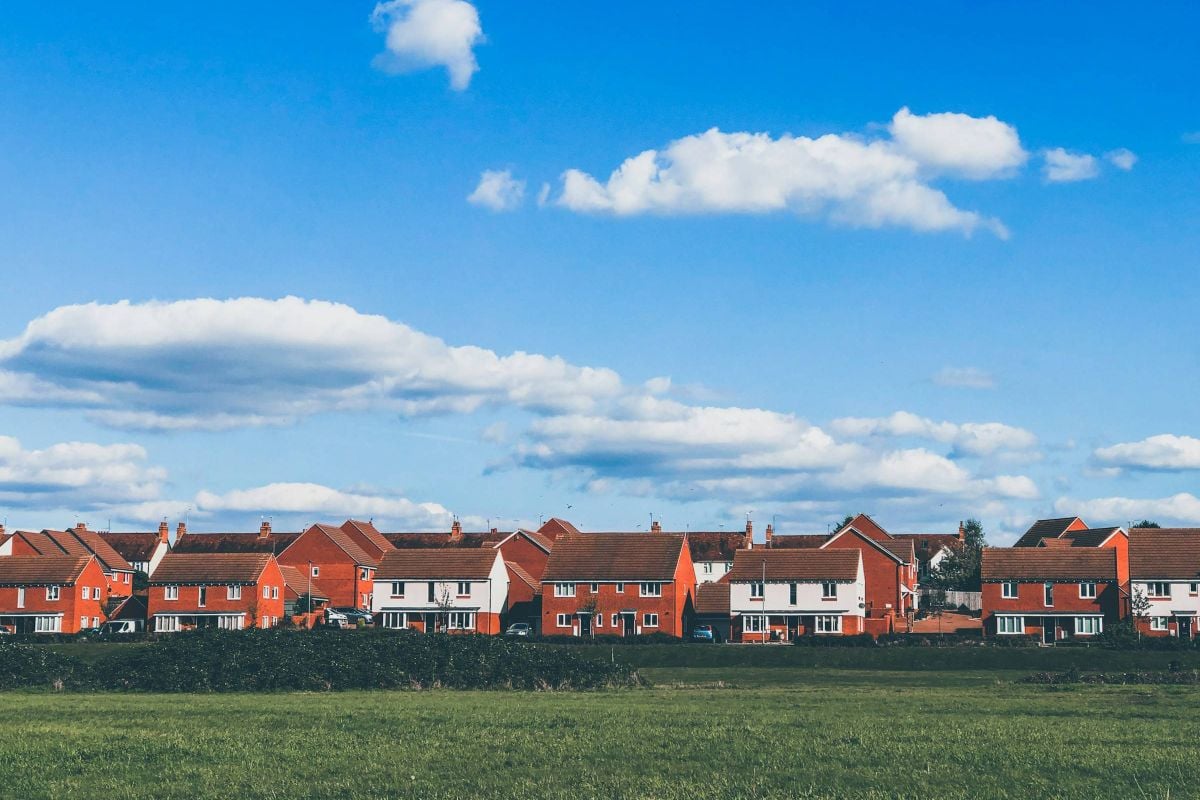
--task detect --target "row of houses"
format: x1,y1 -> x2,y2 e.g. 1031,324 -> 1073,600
0,513 -> 1196,641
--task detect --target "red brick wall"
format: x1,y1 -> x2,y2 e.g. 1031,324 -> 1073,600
148,560 -> 286,628
981,579 -> 1121,637
496,536 -> 550,581
279,530 -> 373,610
0,559 -> 109,633
541,581 -> 685,637
823,533 -> 903,618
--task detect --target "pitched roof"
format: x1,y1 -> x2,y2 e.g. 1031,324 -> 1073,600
981,548 -> 1117,582
1129,531 -> 1200,580
339,520 -> 393,560
278,564 -> 329,601
538,518 -> 580,539
305,524 -> 377,567
878,539 -> 915,564
384,531 -> 508,549
150,553 -> 273,585
0,555 -> 93,585
100,532 -> 162,563
505,562 -> 541,595
1013,517 -> 1084,548
770,534 -> 829,549
542,533 -> 686,582
170,532 -> 299,555
62,529 -> 134,573
376,549 -> 500,580
838,514 -> 893,542
1058,527 -> 1124,548
694,582 -> 731,615
728,549 -> 861,582
11,530 -> 64,555
685,532 -> 747,561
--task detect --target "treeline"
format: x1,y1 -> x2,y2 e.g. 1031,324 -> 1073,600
0,630 -> 642,692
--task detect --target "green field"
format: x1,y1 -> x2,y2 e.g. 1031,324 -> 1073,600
4,644 -> 1199,799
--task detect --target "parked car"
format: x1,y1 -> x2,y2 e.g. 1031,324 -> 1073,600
100,620 -> 143,636
335,608 -> 374,626
505,623 -> 533,638
690,625 -> 717,643
323,608 -> 351,629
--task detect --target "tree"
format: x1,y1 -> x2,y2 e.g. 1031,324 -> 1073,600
132,570 -> 150,592
829,515 -> 854,534
435,584 -> 455,632
926,519 -> 986,591
1131,520 -> 1161,529
1130,586 -> 1152,639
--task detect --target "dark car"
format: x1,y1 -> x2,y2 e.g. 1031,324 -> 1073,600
505,623 -> 533,638
690,625 -> 717,643
335,608 -> 374,626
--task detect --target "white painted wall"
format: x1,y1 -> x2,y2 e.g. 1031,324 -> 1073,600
729,561 -> 866,618
695,560 -> 733,584
1136,579 -> 1200,626
372,554 -> 509,615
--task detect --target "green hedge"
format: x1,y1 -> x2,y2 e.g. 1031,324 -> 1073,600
0,630 -> 642,692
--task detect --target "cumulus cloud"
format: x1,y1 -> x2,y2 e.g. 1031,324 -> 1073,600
467,169 -> 525,211
1094,434 -> 1200,471
1056,493 -> 1200,525
1042,148 -> 1100,182
1105,148 -> 1137,171
0,435 -> 165,509
554,108 -> 1018,237
371,0 -> 483,90
933,366 -> 996,390
829,411 -> 1038,458
0,297 -> 622,431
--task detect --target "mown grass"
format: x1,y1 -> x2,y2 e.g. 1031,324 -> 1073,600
3,679 -> 1198,799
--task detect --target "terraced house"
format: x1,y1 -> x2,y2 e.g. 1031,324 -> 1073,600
147,553 -> 285,632
727,548 -> 866,641
540,532 -> 695,637
1129,528 -> 1200,639
981,548 -> 1122,642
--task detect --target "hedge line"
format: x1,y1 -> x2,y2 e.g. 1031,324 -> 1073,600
0,630 -> 642,692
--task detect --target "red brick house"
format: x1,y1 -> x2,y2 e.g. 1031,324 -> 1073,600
1012,516 -> 1089,547
277,523 -> 380,611
0,555 -> 109,633
981,548 -> 1121,642
147,553 -> 285,632
727,549 -> 866,641
386,522 -> 553,580
1129,529 -> 1200,639
814,515 -> 916,634
7,525 -> 136,597
372,549 -> 508,634
540,533 -> 695,638
169,521 -> 299,555
101,521 -> 173,577
278,563 -> 331,627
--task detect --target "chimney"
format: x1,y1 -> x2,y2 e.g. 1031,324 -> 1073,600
765,523 -> 774,548
259,520 -> 272,539
489,527 -> 498,535
650,520 -> 662,533
176,521 -> 187,541
75,522 -> 88,535
743,520 -> 754,550
958,521 -> 965,541
158,520 -> 169,544
0,523 -> 5,537
450,519 -> 463,541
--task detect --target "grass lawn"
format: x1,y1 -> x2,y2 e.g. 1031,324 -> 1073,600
3,649 -> 1199,800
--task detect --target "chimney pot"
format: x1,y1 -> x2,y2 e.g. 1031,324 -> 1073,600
158,520 -> 169,544
650,520 -> 662,533
176,522 -> 187,540
765,523 -> 774,548
259,521 -> 272,538
958,521 -> 965,541
75,522 -> 87,534
450,520 -> 463,540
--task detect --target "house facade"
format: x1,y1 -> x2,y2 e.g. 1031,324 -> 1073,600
682,521 -> 752,584
817,515 -> 917,634
372,549 -> 508,634
981,548 -> 1121,642
540,533 -> 695,638
102,521 -> 172,576
728,549 -> 865,641
6,526 -> 136,597
1129,528 -> 1200,639
0,555 -> 109,634
147,553 -> 286,632
277,523 -> 379,611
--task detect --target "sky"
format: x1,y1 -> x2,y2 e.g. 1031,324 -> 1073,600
0,2 -> 1197,543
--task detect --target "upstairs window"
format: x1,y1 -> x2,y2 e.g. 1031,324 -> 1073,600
227,585 -> 242,601
390,582 -> 405,597
16,588 -> 24,609
164,585 -> 179,601
640,582 -> 663,597
92,587 -> 101,600
589,583 -> 599,594
45,586 -> 60,601
263,585 -> 270,599
1147,582 -> 1171,598
457,582 -> 471,596
198,586 -> 208,607
1079,582 -> 1097,599
80,586 -> 90,601
615,583 -> 624,594
554,583 -> 576,598
749,581 -> 764,599
427,582 -> 436,602
1001,581 -> 1018,599
702,563 -> 713,574
360,568 -> 370,581
1043,582 -> 1054,607
311,566 -> 320,578
789,583 -> 798,605
821,581 -> 837,599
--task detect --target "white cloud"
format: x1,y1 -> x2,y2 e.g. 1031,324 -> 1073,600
0,435 -> 165,509
554,109 -> 1015,237
829,411 -> 1038,457
1094,434 -> 1200,471
933,366 -> 996,390
468,169 -> 525,211
371,0 -> 483,91
1105,148 -> 1137,171
1042,148 -> 1099,182
1056,493 -> 1200,525
0,297 -> 622,431
888,107 -> 1026,179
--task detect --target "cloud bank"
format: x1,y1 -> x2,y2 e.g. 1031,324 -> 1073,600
371,0 -> 483,90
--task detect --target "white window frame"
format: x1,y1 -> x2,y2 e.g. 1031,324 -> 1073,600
821,581 -> 836,599
34,616 -> 61,633
615,582 -> 624,594
553,583 -> 576,598
996,615 -> 1024,635
271,586 -> 279,600
640,582 -> 662,597
594,613 -> 603,628
217,614 -> 243,631
815,615 -> 842,634
360,568 -> 370,581
1191,583 -> 1199,596
611,613 -> 619,627
46,586 -> 61,601
1079,582 -> 1097,599
790,583 -> 798,605
555,613 -> 570,628
457,581 -> 471,596
228,585 -> 242,601
749,581 -> 764,599
164,585 -> 179,601
447,611 -> 474,630
1150,616 -> 1169,631
382,612 -> 408,629
1001,581 -> 1018,599
91,616 -> 99,628
1043,582 -> 1054,607
92,587 -> 101,600
198,586 -> 207,607
1147,582 -> 1171,598
81,615 -> 89,630
81,586 -> 90,601
390,581 -> 405,598
642,612 -> 659,628
157,616 -> 180,633
1075,617 -> 1101,635
743,615 -> 765,633
16,587 -> 24,609
311,566 -> 320,578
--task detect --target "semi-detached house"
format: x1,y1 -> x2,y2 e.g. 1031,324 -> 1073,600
727,548 -> 865,641
981,548 -> 1121,642
372,549 -> 508,634
147,553 -> 285,632
0,555 -> 110,634
1129,528 -> 1200,639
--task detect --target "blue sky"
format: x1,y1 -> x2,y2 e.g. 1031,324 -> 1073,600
0,2 -> 1197,542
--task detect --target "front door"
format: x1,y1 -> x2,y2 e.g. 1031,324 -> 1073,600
1179,617 -> 1193,639
578,614 -> 591,637
1042,618 -> 1056,644
622,613 -> 635,636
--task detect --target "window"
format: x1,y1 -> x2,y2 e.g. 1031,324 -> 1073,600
724,562 -> 733,572
390,582 -> 405,597
595,614 -> 603,628
46,586 -> 60,601
1001,581 -> 1018,599
1191,583 -> 1199,596
702,563 -> 713,575
164,585 -> 179,600
743,615 -> 765,633
81,585 -> 90,600
217,615 -> 243,630
815,615 -> 842,634
1147,582 -> 1171,598
554,583 -> 576,598
749,581 -> 764,599
1079,582 -> 1097,599
1043,582 -> 1054,607
556,613 -> 570,628
996,615 -> 1024,635
91,616 -> 99,628
34,616 -> 61,633
93,587 -> 102,600
457,582 -> 471,596
428,582 -> 436,602
448,612 -> 475,630
1150,616 -> 1169,631
262,615 -> 269,628
227,585 -> 242,601
81,616 -> 88,629
615,583 -> 624,594
16,588 -> 24,609
589,582 -> 599,594
821,581 -> 837,599
311,566 -> 320,577
157,616 -> 181,633
611,613 -> 619,627
1075,617 -> 1101,635
124,573 -> 130,584
360,568 -> 370,580
640,582 -> 662,597
642,613 -> 659,628
271,586 -> 279,600
198,586 -> 207,607
382,612 -> 407,629
789,583 -> 798,605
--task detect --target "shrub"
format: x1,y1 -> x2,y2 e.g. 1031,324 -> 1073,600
0,641 -> 90,689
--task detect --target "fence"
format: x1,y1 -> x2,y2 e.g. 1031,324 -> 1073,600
917,589 -> 981,611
